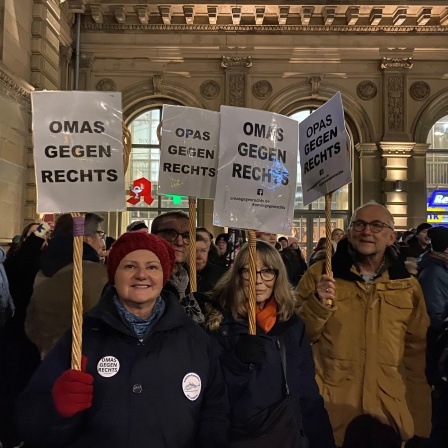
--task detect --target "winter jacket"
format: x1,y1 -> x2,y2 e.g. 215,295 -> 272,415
17,288 -> 230,448
205,305 -> 335,448
197,262 -> 226,293
296,238 -> 431,446
4,233 -> 44,333
418,252 -> 448,331
418,251 -> 448,387
400,237 -> 428,259
25,238 -> 107,357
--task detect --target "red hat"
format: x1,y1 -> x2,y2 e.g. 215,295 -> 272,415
107,232 -> 175,285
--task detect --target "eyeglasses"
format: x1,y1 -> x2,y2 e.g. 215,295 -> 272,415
95,230 -> 106,238
155,228 -> 190,244
350,220 -> 394,233
240,268 -> 277,281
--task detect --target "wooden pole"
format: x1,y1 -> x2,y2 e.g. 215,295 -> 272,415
188,197 -> 197,293
325,192 -> 333,276
156,121 -> 198,293
247,230 -> 257,335
71,213 -> 84,370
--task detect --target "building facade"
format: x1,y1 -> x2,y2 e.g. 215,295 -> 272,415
1,0 -> 448,254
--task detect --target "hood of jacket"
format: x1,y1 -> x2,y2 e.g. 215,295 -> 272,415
418,251 -> 448,273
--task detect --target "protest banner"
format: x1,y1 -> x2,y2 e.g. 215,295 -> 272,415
214,106 -> 299,333
158,105 -> 220,199
32,91 -> 125,213
32,91 -> 126,369
299,92 -> 351,207
213,105 -> 298,235
158,105 -> 220,293
299,92 -> 352,288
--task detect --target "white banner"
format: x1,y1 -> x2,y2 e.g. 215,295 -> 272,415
299,92 -> 352,206
32,91 -> 125,213
158,105 -> 220,199
213,106 -> 298,234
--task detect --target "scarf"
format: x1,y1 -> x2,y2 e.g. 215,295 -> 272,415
113,294 -> 165,340
256,296 -> 277,333
169,265 -> 189,299
0,246 -> 15,314
430,251 -> 448,263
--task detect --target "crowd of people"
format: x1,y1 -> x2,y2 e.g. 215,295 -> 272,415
0,202 -> 446,447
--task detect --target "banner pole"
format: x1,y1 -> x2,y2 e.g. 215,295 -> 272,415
122,123 -> 131,174
189,197 -> 197,293
156,121 -> 198,292
71,212 -> 85,370
247,229 -> 257,335
325,192 -> 333,277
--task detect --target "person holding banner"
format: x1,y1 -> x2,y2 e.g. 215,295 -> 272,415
17,232 -> 229,448
206,240 -> 335,448
296,202 -> 431,447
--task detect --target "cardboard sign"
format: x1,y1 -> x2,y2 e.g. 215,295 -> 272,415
32,91 -> 125,213
158,105 -> 220,199
213,106 -> 298,234
299,92 -> 352,206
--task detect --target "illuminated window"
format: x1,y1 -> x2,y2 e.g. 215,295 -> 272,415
426,115 -> 448,190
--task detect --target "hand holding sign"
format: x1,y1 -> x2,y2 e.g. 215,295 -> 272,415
298,92 -> 352,297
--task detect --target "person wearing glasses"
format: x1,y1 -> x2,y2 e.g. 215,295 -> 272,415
26,213 -> 108,358
151,211 -> 205,323
206,240 -> 335,447
296,201 -> 431,447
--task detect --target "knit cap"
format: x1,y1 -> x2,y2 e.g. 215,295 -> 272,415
428,226 -> 448,252
216,233 -> 230,243
107,232 -> 175,285
288,236 -> 299,246
416,222 -> 432,234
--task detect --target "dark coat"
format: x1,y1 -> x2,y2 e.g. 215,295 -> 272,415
17,288 -> 230,448
197,262 -> 226,293
418,252 -> 448,331
4,233 -> 45,332
280,251 -> 300,287
206,307 -> 335,448
400,237 -> 428,259
418,251 -> 448,387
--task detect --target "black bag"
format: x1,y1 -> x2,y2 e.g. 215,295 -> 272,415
230,396 -> 306,448
229,339 -> 309,448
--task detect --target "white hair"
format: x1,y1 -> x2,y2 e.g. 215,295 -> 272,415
349,200 -> 395,229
